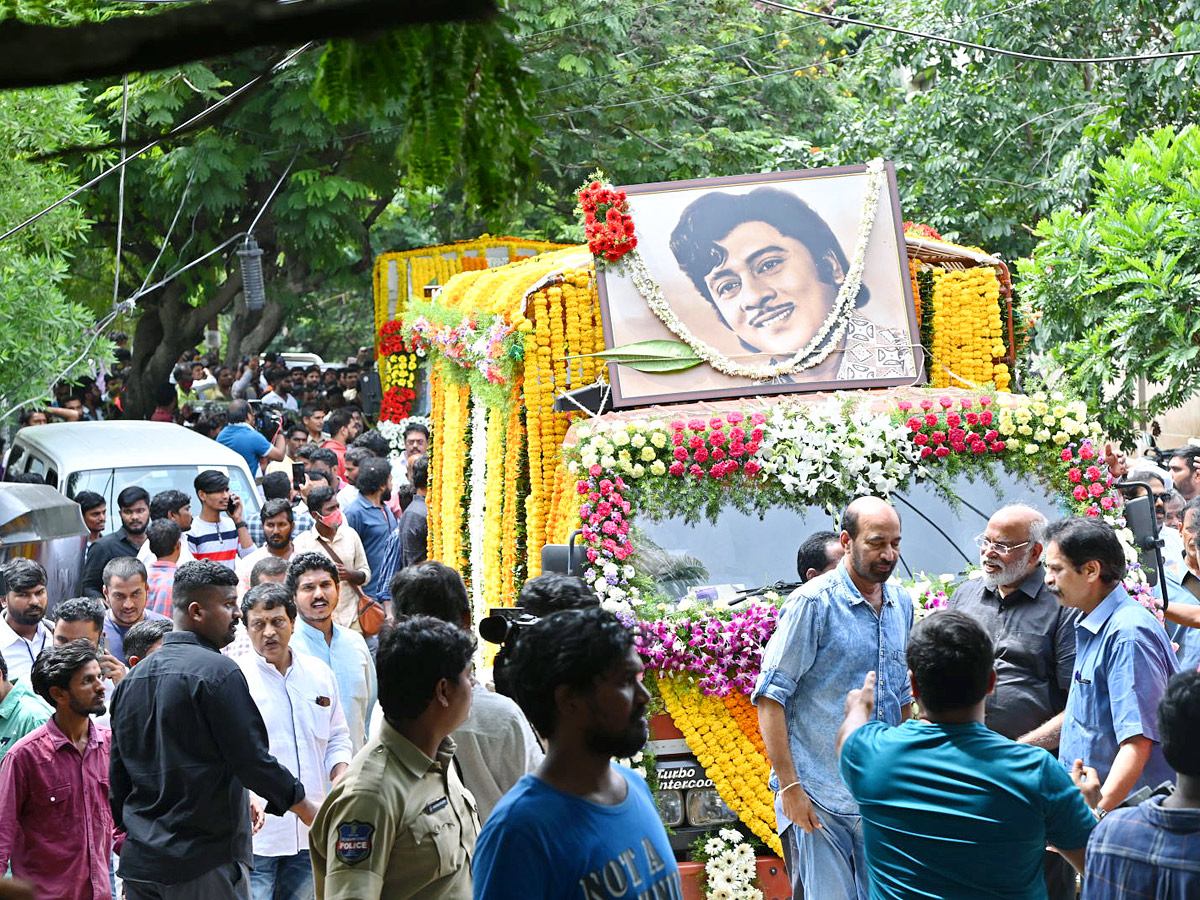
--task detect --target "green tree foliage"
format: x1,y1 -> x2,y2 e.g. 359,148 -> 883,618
70,51 -> 431,417
833,0 -> 1200,259
1015,126 -> 1200,442
0,85 -> 106,423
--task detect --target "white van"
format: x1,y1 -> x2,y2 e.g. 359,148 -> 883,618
3,420 -> 261,534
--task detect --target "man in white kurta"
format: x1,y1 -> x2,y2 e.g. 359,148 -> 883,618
238,582 -> 354,900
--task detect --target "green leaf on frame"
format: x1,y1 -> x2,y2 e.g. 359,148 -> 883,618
580,339 -> 703,373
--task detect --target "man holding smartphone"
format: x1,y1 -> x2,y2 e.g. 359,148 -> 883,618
189,470 -> 256,570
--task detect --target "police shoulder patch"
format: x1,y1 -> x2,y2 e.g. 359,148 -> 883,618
335,820 -> 375,865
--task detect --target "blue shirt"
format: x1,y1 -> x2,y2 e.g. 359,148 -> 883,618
216,423 -> 271,476
292,619 -> 377,752
841,720 -> 1095,900
103,610 -> 172,664
472,765 -> 681,900
343,496 -> 397,600
1082,796 -> 1200,900
1059,586 -> 1179,791
1160,572 -> 1200,672
752,562 -> 914,817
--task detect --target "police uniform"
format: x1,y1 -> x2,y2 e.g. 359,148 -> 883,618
310,722 -> 480,900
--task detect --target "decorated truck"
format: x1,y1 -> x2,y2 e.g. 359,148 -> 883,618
370,166 -> 1132,898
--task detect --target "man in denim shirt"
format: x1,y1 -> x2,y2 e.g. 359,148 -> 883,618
753,497 -> 913,900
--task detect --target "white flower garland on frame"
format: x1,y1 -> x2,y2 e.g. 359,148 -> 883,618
627,159 -> 886,379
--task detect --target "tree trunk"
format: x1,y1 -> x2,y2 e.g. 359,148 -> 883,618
125,271 -> 243,418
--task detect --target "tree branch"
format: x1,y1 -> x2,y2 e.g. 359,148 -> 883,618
0,0 -> 497,89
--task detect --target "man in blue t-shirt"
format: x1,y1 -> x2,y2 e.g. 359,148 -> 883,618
473,607 -> 682,900
216,399 -> 286,480
838,610 -> 1097,900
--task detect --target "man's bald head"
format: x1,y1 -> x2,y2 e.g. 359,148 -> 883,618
841,496 -> 901,538
840,497 -> 902,585
979,504 -> 1047,590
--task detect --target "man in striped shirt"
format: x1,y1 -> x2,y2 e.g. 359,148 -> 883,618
188,469 -> 255,570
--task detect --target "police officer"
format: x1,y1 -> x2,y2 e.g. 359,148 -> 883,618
310,616 -> 479,900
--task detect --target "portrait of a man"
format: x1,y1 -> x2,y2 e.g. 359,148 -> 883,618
594,164 -> 920,407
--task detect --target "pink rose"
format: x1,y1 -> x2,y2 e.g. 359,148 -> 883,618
920,446 -> 934,459
897,401 -> 913,411
920,399 -> 934,411
1089,482 -> 1105,497
965,412 -> 979,425
985,430 -> 999,441
914,434 -> 929,446
670,420 -> 685,431
931,431 -> 946,445
586,548 -> 598,562
590,465 -> 603,477
939,396 -> 953,409
907,417 -> 924,432
960,398 -> 974,410
971,442 -> 987,454
688,418 -> 706,431
742,461 -> 759,476
576,481 -> 589,494
924,414 -> 939,427
1068,468 -> 1082,483
1100,496 -> 1116,510
709,417 -> 724,429
980,410 -> 994,425
952,441 -> 967,453
694,447 -> 709,463
711,447 -> 726,460
751,412 -> 766,425
598,479 -> 614,494
669,462 -> 685,476
709,430 -> 726,445
727,412 -> 744,425
1085,466 -> 1102,481
934,447 -> 950,458
1085,506 -> 1101,517
979,396 -> 992,407
1073,485 -> 1088,501
1080,445 -> 1094,460
690,464 -> 705,478
1060,449 -> 1073,462
673,447 -> 688,461
990,441 -> 1006,452
946,413 -> 962,428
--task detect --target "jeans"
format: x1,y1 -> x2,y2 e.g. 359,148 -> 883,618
250,852 -> 315,900
793,802 -> 869,900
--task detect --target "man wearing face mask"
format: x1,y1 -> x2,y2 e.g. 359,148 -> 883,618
294,487 -> 370,635
343,459 -> 398,614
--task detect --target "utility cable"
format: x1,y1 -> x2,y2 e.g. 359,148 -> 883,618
0,42 -> 314,246
756,0 -> 1200,64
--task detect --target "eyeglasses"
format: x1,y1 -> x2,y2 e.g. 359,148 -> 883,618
973,535 -> 1031,555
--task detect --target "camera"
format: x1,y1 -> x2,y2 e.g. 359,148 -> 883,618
478,607 -> 539,646
251,401 -> 285,441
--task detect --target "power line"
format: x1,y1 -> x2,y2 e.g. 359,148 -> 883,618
756,0 -> 1200,64
0,42 -> 314,246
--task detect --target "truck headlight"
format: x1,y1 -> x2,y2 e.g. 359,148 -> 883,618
655,788 -> 684,827
686,788 -> 737,827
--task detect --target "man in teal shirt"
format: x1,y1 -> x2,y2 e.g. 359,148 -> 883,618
838,611 -> 1096,900
0,650 -> 50,762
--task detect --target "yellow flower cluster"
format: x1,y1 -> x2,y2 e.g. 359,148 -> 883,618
427,367 -> 446,563
372,237 -> 571,392
481,404 -> 508,608
523,268 -> 601,575
658,676 -> 781,857
500,391 -> 526,603
929,265 -> 1010,392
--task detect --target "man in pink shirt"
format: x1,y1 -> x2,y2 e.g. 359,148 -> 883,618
0,639 -> 113,899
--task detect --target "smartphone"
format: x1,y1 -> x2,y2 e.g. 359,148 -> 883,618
227,493 -> 239,513
98,633 -> 108,656
292,462 -> 306,491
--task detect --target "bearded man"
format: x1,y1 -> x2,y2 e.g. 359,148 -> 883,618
948,504 -> 1079,900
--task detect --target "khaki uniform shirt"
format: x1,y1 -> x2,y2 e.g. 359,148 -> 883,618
311,723 -> 479,900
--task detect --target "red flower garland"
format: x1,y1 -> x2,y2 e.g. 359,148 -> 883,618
578,181 -> 638,263
897,395 -> 1002,459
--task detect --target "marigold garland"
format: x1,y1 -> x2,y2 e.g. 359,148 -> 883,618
658,675 -> 781,857
928,266 -> 1010,392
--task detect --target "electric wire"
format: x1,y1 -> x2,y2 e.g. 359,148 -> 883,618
756,0 -> 1200,64
0,42 -> 314,246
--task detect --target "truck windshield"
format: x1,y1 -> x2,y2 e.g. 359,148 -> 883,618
66,465 -> 261,535
631,471 -> 1064,600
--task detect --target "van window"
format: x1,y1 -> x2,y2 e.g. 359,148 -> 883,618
24,455 -> 47,477
66,465 -> 261,535
631,471 -> 1062,600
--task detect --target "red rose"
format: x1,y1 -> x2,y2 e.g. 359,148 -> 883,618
946,413 -> 962,428
694,447 -> 709,463
990,441 -> 1006,452
914,434 -> 929,446
1073,485 -> 1088,501
934,447 -> 951,457
1085,506 -> 1101,517
1068,468 -> 1082,483
920,447 -> 934,459
1089,482 -> 1105,497
669,462 -> 685,476
1080,445 -> 1094,460
711,448 -> 726,461
930,432 -> 946,445
1060,449 -> 1073,462
673,447 -> 688,461
907,417 -> 924,431
924,414 -> 939,427
952,441 -> 967,453
741,461 -> 757,475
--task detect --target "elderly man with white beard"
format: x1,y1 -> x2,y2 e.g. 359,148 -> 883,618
948,504 -> 1079,900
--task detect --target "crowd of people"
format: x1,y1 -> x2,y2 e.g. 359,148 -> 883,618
14,339 -> 369,432
2,349 -> 1200,900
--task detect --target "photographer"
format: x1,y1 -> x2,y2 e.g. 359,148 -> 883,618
216,399 -> 286,481
489,575 -> 598,699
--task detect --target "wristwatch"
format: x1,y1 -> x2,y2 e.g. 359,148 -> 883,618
234,521 -> 248,529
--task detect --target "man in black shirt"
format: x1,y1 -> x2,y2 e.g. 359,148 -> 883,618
109,560 -> 317,900
81,485 -> 150,598
948,503 -> 1077,900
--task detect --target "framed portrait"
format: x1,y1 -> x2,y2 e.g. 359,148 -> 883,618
595,162 -> 922,408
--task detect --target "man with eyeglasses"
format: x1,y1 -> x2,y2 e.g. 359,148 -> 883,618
949,504 -> 1079,900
